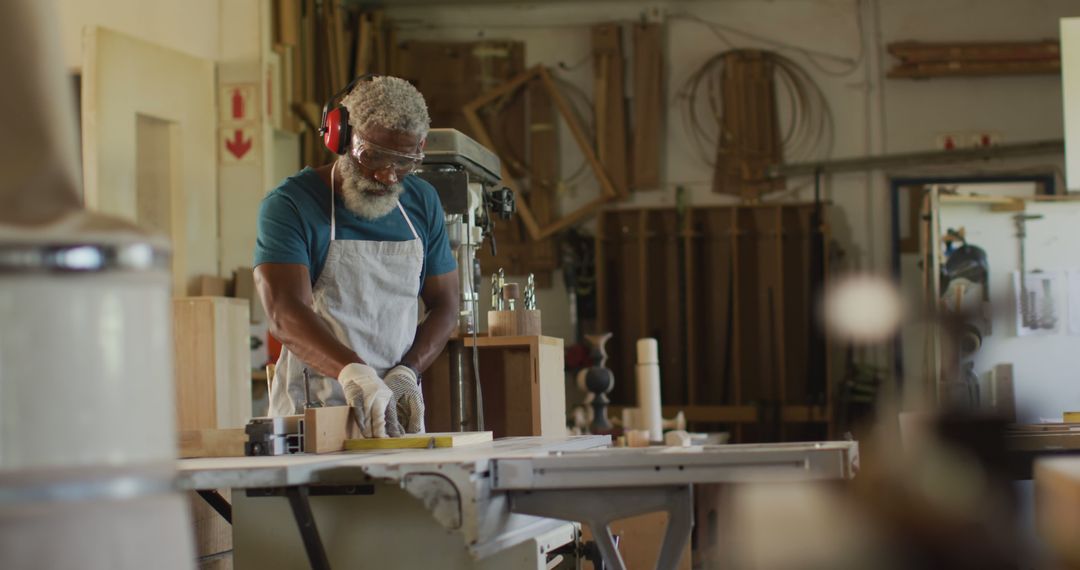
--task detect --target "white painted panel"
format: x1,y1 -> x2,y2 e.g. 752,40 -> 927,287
1064,18 -> 1080,191
81,27 -> 217,295
55,0 -> 220,69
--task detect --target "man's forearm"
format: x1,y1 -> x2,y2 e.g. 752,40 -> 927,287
399,304 -> 457,374
269,300 -> 362,378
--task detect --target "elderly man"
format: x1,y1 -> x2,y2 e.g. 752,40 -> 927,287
254,75 -> 459,438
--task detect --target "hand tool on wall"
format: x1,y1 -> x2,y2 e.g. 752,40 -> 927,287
1013,213 -> 1044,329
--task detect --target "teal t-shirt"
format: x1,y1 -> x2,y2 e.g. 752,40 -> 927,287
253,167 -> 456,291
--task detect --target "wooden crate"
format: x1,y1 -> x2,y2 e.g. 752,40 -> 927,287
173,297 -> 251,431
422,335 -> 565,438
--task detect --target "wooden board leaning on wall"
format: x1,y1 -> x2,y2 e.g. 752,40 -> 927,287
594,204 -> 831,444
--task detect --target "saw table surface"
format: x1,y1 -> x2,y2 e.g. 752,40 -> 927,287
179,436 -> 859,570
176,435 -> 610,490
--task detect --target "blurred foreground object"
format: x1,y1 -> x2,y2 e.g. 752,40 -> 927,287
823,274 -> 903,344
702,412 -> 1027,569
0,1 -> 193,568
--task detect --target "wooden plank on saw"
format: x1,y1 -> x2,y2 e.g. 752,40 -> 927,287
344,431 -> 494,451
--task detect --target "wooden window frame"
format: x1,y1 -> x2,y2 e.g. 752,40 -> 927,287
463,65 -> 618,241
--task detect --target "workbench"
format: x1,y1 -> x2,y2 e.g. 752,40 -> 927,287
177,437 -> 859,570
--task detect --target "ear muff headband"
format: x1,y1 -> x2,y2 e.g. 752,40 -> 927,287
319,74 -> 377,155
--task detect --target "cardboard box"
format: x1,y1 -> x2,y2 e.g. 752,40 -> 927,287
233,267 -> 266,324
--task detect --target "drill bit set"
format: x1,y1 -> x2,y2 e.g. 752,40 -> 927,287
487,268 -> 541,336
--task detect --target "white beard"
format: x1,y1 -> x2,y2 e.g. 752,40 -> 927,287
337,157 -> 405,220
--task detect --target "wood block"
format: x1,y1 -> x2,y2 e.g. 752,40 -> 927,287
1036,458 -> 1080,565
536,339 -> 567,437
303,405 -> 361,454
233,267 -> 265,324
178,428 -> 247,458
626,429 -> 650,448
344,431 -> 493,451
196,275 -> 229,297
487,309 -> 541,336
173,297 -> 252,431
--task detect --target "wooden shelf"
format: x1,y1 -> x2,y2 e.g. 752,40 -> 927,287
610,405 -> 831,425
463,335 -> 562,349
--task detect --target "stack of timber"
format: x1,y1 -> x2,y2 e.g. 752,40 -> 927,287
597,204 -> 830,443
888,41 -> 1060,78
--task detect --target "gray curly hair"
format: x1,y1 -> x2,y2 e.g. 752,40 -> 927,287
342,75 -> 430,139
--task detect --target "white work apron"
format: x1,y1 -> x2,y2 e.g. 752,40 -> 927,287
269,166 -> 424,416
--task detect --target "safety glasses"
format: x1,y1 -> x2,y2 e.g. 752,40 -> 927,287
350,133 -> 424,176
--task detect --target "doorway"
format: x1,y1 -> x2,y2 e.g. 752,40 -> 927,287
889,174 -> 1056,387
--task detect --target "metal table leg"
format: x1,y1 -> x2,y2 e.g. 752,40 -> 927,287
284,486 -> 332,570
244,484 -> 373,569
196,489 -> 233,524
510,485 -> 693,570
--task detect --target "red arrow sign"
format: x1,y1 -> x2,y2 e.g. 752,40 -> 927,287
232,88 -> 245,119
225,129 -> 252,159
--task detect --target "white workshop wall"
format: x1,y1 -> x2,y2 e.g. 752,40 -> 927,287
52,0 -> 1080,332
218,0 -> 278,274
57,0 -> 275,279
81,28 -> 217,295
387,0 -> 1077,271
387,0 -> 1079,373
55,0 -> 222,69
937,199 -> 1080,423
1064,18 -> 1080,191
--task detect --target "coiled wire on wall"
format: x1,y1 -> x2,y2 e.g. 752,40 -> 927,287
676,50 -> 835,168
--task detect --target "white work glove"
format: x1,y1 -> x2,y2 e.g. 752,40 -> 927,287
384,365 -> 426,434
338,363 -> 395,438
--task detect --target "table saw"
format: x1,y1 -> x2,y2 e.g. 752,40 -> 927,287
178,436 -> 858,570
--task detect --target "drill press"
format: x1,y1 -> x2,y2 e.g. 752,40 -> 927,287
414,129 -> 514,430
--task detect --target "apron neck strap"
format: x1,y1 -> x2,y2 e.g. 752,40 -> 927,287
397,202 -> 420,240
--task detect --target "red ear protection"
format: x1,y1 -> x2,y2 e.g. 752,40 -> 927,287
319,74 -> 376,155
322,106 -> 350,155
